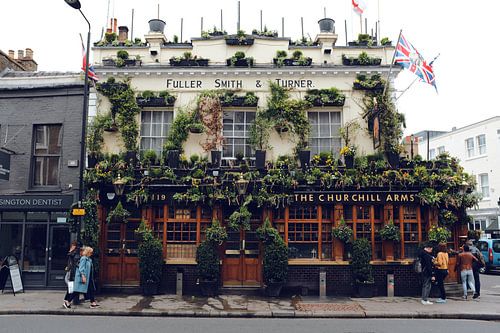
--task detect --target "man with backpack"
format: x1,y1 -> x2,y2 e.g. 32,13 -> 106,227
418,244 -> 435,305
467,239 -> 485,299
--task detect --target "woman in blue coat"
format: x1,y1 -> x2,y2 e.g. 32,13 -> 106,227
65,246 -> 99,309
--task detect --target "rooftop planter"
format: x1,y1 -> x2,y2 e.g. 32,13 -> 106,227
273,50 -> 312,67
305,88 -> 346,107
201,27 -> 228,39
102,50 -> 142,67
342,52 -> 382,66
251,28 -> 278,37
220,91 -> 259,107
169,52 -> 208,67
225,30 -> 254,45
136,90 -> 176,107
348,33 -> 377,47
227,51 -> 254,67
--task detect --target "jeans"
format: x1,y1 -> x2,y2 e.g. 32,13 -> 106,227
435,269 -> 448,300
421,275 -> 432,301
63,271 -> 73,302
472,268 -> 481,295
460,270 -> 475,297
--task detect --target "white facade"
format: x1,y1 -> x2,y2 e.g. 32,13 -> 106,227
417,116 -> 500,232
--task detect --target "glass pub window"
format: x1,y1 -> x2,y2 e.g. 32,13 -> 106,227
402,206 -> 419,258
222,110 -> 255,159
308,111 -> 341,156
287,206 -> 319,259
33,124 -> 62,186
140,111 -> 173,157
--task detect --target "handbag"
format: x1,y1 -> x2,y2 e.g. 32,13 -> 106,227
68,281 -> 74,294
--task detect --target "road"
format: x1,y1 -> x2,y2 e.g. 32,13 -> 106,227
0,316 -> 499,333
480,270 -> 500,296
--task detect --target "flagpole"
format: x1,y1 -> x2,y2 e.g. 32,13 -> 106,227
382,29 -> 402,96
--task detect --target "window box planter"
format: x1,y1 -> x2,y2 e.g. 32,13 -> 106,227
169,59 -> 209,67
226,58 -> 254,67
225,38 -> 254,46
353,82 -> 384,91
102,58 -> 116,66
342,56 -> 381,66
220,96 -> 258,107
273,58 -> 312,67
124,59 -> 142,67
136,96 -> 175,107
309,97 -> 346,107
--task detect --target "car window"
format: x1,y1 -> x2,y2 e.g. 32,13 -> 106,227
493,241 -> 500,253
477,241 -> 489,252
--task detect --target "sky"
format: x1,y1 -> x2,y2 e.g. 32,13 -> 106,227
1,0 -> 499,136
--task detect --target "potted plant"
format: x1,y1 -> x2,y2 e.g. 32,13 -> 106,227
332,217 -> 353,260
169,52 -> 209,67
141,149 -> 158,170
225,30 -> 254,45
318,18 -> 335,32
380,37 -> 392,46
249,112 -> 271,170
106,201 -> 130,224
257,218 -> 288,297
136,221 -> 164,295
428,225 -> 451,244
149,19 -> 166,33
226,51 -> 254,67
340,145 -> 356,168
196,218 -> 227,296
163,141 -> 180,169
352,238 -> 376,297
339,120 -> 360,168
379,220 -> 400,261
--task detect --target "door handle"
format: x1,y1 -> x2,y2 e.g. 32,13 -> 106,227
242,240 -> 245,251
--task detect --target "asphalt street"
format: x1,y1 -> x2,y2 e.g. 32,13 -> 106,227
0,316 -> 499,333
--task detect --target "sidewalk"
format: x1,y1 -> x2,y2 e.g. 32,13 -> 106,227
1,290 -> 499,320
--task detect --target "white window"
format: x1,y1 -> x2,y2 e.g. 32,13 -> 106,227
477,134 -> 486,155
478,173 -> 490,199
469,220 -> 485,231
308,111 -> 342,156
140,111 -> 173,157
429,149 -> 436,160
222,111 -> 255,159
437,146 -> 445,155
465,137 -> 474,158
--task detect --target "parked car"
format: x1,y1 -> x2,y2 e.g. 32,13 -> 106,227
476,238 -> 500,273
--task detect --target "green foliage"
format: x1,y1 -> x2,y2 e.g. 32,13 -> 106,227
257,218 -> 288,283
182,51 -> 192,59
379,221 -> 401,242
276,50 -> 288,58
228,205 -> 252,231
380,37 -> 392,45
248,112 -> 272,150
243,92 -> 258,106
352,238 -> 374,283
292,50 -> 303,60
96,78 -> 140,152
81,189 -> 100,277
86,112 -> 110,154
106,201 -> 131,223
105,32 -> 117,44
332,217 -> 354,243
137,221 -> 164,284
305,88 -> 346,106
163,108 -> 197,153
117,50 -> 129,60
141,149 -> 158,167
234,51 -> 246,59
196,241 -> 220,281
428,225 -> 451,243
262,82 -> 311,150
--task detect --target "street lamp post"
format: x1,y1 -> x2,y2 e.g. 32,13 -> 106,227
64,0 -> 91,238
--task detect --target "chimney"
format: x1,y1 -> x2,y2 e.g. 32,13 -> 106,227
25,48 -> 33,60
118,26 -> 129,42
8,50 -> 15,58
114,18 -> 118,33
18,50 -> 24,59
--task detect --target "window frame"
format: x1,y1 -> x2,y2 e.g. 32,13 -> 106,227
308,110 -> 342,156
465,137 -> 475,158
222,109 -> 256,160
31,124 -> 62,188
139,109 -> 173,158
476,134 -> 487,155
478,173 -> 490,199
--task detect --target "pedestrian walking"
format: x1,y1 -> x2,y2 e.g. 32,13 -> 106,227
62,241 -> 80,309
467,239 -> 485,299
66,246 -> 99,308
419,244 -> 435,305
433,242 -> 449,303
456,244 -> 477,300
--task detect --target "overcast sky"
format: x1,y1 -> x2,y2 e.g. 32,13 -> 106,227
1,0 -> 499,136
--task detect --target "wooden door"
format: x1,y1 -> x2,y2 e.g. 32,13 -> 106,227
102,221 -> 140,287
222,223 -> 261,287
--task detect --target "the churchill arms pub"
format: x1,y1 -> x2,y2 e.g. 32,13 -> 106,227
81,16 -> 479,296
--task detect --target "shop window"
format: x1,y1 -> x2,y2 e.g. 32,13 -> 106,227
288,223 -> 319,259
308,111 -> 342,156
166,222 -> 197,259
32,124 -> 62,186
140,110 -> 173,157
1,211 -> 24,222
0,224 -> 23,259
222,110 -> 255,160
289,205 -> 317,220
23,224 -> 47,272
402,206 -> 419,258
321,209 -> 333,260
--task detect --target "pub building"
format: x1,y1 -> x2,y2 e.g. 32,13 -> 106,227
0,73 -> 85,288
89,17 -> 474,295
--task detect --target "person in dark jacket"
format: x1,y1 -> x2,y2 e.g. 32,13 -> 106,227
63,241 -> 80,309
419,244 -> 435,305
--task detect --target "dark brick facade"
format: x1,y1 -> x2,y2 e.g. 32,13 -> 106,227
161,263 -> 421,296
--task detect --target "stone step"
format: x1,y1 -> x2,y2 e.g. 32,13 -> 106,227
220,286 -> 263,296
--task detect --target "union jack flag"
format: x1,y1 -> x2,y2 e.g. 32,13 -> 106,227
395,33 -> 436,91
80,34 -> 99,82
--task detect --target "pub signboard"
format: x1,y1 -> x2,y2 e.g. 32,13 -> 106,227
0,195 -> 74,210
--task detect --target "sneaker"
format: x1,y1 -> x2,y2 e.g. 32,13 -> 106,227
462,295 -> 467,300
435,298 -> 447,303
421,300 -> 433,305
89,303 -> 100,309
63,301 -> 71,309
473,294 -> 480,299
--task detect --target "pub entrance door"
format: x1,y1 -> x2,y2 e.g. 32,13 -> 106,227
101,220 -> 140,287
222,222 -> 261,287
